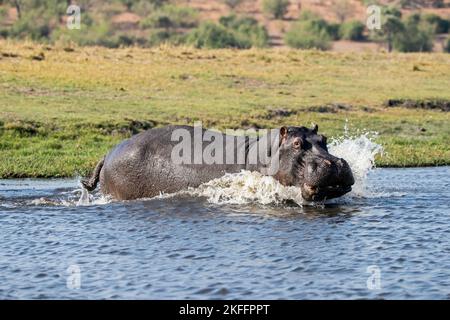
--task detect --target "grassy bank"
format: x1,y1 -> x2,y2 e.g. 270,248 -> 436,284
0,40 -> 449,178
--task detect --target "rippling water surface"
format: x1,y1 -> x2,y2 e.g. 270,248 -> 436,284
0,166 -> 449,299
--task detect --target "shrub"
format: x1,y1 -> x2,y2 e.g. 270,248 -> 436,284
187,22 -> 250,48
298,10 -> 321,21
339,20 -> 366,41
326,23 -> 341,40
7,5 -> 59,41
423,13 -> 449,34
116,34 -> 147,47
0,28 -> 8,38
285,20 -> 332,50
219,15 -> 269,47
298,10 -> 339,39
444,37 -> 450,53
0,7 -> 7,20
262,0 -> 289,20
369,6 -> 404,52
393,15 -> 434,52
298,11 -> 329,29
140,5 -> 199,29
148,30 -> 186,46
51,22 -> 120,48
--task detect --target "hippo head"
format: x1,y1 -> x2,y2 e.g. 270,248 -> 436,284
274,125 -> 354,201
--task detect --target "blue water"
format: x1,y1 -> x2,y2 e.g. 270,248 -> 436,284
0,167 -> 449,299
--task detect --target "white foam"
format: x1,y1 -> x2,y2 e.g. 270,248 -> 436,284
185,170 -> 304,206
27,181 -> 111,207
329,132 -> 383,198
74,187 -> 111,206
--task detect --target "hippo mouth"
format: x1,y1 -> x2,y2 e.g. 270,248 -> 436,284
301,183 -> 353,202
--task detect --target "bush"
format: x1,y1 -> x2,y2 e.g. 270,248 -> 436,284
326,23 -> 341,40
187,22 -> 250,48
423,13 -> 449,34
368,7 -> 437,52
7,5 -> 59,41
0,6 -> 7,20
339,20 -> 366,41
299,11 -> 330,29
140,5 -> 199,29
262,0 -> 290,19
285,20 -> 332,50
369,5 -> 404,52
148,30 -> 186,46
0,28 -> 8,38
219,15 -> 269,47
445,37 -> 450,53
186,16 -> 269,49
52,22 -> 121,48
297,10 -> 340,40
393,15 -> 434,52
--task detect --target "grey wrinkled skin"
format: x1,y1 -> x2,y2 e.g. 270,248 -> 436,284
82,125 -> 354,202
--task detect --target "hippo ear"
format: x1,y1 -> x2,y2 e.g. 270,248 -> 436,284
279,127 -> 288,144
311,124 -> 318,134
280,127 -> 288,137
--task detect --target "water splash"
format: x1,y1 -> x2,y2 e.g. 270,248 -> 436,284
75,188 -> 111,206
77,188 -> 91,206
185,171 -> 304,206
329,132 -> 383,197
30,181 -> 111,207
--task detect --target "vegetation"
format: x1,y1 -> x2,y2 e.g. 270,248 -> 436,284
393,13 -> 434,52
339,20 -> 366,41
0,41 -> 449,177
140,4 -> 198,29
326,23 -> 341,41
187,15 -> 269,49
285,20 -> 332,50
445,36 -> 450,53
285,11 -> 333,50
219,15 -> 269,48
423,13 -> 450,34
372,6 -> 404,52
187,22 -> 248,49
261,0 -> 289,20
370,6 -> 439,52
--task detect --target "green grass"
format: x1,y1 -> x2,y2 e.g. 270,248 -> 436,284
0,40 -> 449,177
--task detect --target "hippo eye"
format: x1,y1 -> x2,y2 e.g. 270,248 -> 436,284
293,139 -> 302,149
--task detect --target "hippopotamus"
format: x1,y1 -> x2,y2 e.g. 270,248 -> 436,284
82,125 -> 354,202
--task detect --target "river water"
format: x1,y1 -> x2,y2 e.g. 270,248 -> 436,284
0,135 -> 449,299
